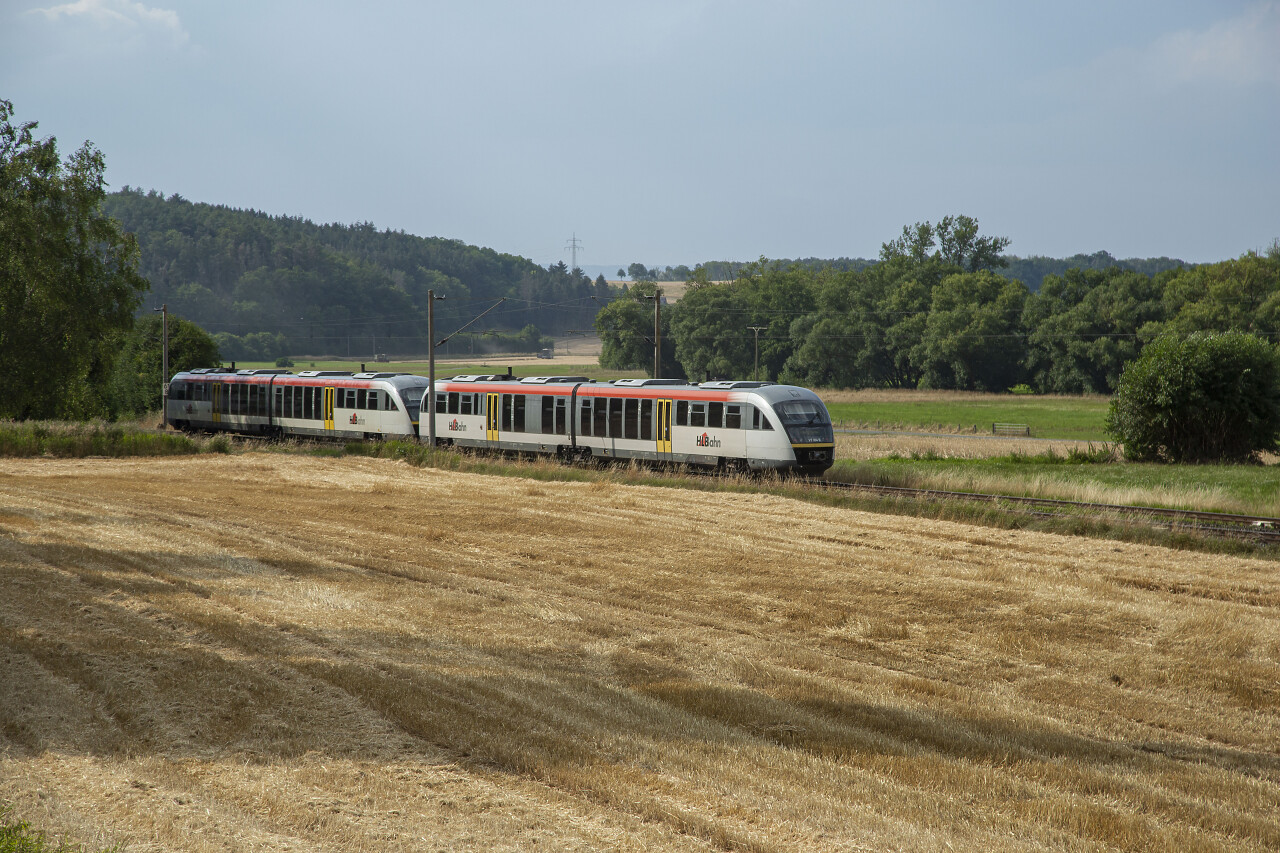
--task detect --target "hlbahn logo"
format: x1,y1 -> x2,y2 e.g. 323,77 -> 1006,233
448,418 -> 466,432
696,432 -> 721,448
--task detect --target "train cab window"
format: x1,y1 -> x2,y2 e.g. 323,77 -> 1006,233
752,408 -> 774,430
384,391 -> 397,411
726,404 -> 741,429
690,402 -> 706,427
708,402 -> 723,428
641,399 -> 653,440
169,381 -> 185,401
624,398 -> 639,439
579,398 -> 593,436
676,400 -> 688,426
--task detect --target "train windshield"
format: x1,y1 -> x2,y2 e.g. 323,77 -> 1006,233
773,400 -> 833,444
398,386 -> 425,420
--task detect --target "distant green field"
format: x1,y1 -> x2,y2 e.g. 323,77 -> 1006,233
822,395 -> 1112,441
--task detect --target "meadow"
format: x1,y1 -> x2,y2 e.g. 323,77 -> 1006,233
1,454 -> 1276,851
821,389 -> 1112,441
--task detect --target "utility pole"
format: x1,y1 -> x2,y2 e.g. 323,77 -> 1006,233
155,304 -> 169,425
427,289 -> 444,449
748,325 -> 766,381
565,233 -> 583,272
653,290 -> 662,379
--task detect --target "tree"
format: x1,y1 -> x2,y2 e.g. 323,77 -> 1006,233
913,271 -> 1028,391
627,262 -> 653,282
107,315 -> 222,416
1106,331 -> 1280,463
594,283 -> 676,376
880,214 -> 1009,273
0,100 -> 150,418
1023,268 -> 1165,394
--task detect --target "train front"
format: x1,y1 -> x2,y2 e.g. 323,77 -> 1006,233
768,390 -> 836,475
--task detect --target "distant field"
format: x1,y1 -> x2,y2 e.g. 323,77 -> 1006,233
2,455 -> 1276,851
819,389 -> 1111,441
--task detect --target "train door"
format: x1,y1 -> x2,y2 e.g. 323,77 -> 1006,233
486,392 -> 500,442
212,382 -> 222,424
323,387 -> 335,432
656,398 -> 673,457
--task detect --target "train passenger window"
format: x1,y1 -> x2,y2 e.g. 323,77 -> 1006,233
434,392 -> 445,413
169,382 -> 184,401
708,402 -> 723,428
604,398 -> 620,437
641,399 -> 653,440
366,390 -> 380,410
293,387 -> 303,419
555,397 -> 567,435
579,398 -> 592,436
274,387 -> 283,417
514,394 -> 527,431
624,398 -> 639,439
354,389 -> 365,410
726,404 -> 741,429
676,400 -> 688,426
447,392 -> 459,414
501,394 -> 512,430
460,394 -> 473,415
541,396 -> 554,434
690,402 -> 706,427
248,385 -> 258,416
593,397 -> 608,436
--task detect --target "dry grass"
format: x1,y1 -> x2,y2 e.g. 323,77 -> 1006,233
834,433 -> 1097,461
1,454 -> 1277,851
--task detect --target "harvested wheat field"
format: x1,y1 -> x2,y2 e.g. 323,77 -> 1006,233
1,455 -> 1278,852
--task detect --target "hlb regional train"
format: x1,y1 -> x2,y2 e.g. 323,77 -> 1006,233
165,369 -> 835,475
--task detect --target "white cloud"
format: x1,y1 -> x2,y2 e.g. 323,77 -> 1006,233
1148,1 -> 1280,88
28,0 -> 188,46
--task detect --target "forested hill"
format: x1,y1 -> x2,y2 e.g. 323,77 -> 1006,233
103,188 -> 610,359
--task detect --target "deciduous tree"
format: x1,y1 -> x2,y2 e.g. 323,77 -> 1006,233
0,100 -> 149,419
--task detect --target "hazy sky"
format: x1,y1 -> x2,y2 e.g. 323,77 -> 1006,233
3,1 -> 1277,270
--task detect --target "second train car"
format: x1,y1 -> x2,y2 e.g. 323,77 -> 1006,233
426,376 -> 834,475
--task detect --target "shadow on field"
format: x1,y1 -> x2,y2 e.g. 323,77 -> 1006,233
3,536 -> 1277,795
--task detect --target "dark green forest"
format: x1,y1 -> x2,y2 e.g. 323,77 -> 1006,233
599,217 -> 1280,394
103,188 -> 611,360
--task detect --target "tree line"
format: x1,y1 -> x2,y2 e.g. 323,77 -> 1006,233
102,189 -> 609,360
598,216 -> 1280,395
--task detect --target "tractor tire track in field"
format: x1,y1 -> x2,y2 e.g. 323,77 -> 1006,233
1,454 -> 1277,852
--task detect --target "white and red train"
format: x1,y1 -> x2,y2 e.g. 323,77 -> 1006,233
165,369 -> 835,475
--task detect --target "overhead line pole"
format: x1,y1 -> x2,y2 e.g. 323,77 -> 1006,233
748,325 -> 766,381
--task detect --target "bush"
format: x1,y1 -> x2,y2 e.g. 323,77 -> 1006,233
1106,332 -> 1280,463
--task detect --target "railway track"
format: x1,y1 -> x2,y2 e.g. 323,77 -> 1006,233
814,478 -> 1280,545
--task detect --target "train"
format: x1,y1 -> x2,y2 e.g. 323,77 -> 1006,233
164,368 -> 835,475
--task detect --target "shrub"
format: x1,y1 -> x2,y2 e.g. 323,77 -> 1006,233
1106,332 -> 1280,463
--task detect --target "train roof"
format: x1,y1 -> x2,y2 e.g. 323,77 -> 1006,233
432,375 -> 826,403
